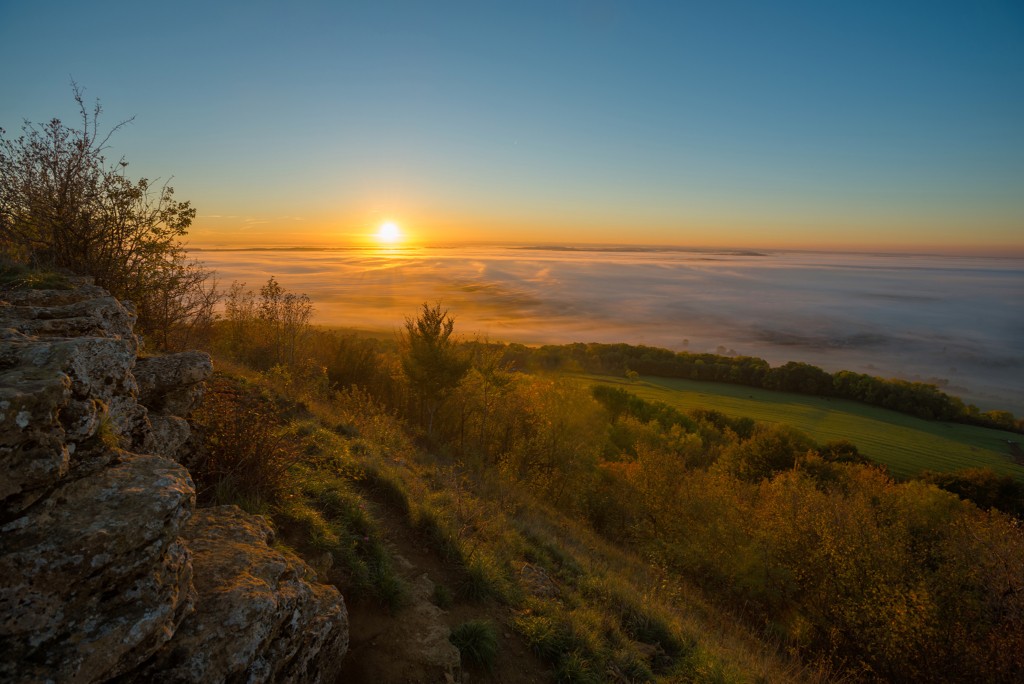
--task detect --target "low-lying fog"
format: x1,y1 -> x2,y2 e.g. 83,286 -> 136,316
194,246 -> 1024,414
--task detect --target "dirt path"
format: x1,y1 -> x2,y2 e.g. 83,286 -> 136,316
336,490 -> 551,684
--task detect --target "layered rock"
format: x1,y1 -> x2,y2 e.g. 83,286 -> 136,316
0,452 -> 196,682
134,351 -> 213,461
127,506 -> 348,684
1,284 -> 146,512
0,281 -> 348,683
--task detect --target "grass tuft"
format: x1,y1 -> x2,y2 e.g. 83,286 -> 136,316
457,555 -> 505,603
612,648 -> 655,682
621,605 -> 690,660
514,610 -> 575,662
414,508 -> 461,561
450,619 -> 499,670
554,650 -> 599,684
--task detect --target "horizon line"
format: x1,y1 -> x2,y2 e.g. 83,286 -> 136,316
185,240 -> 1024,259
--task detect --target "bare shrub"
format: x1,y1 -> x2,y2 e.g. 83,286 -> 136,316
191,377 -> 300,508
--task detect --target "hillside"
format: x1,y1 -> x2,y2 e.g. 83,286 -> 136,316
190,293 -> 1023,683
195,360 -> 813,682
5,278 -> 1024,683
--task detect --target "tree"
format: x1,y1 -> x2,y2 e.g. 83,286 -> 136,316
220,277 -> 313,368
400,302 -> 469,439
222,280 -> 258,359
0,83 -> 213,348
719,423 -> 817,481
919,467 -> 1024,517
257,276 -> 313,366
143,261 -> 220,351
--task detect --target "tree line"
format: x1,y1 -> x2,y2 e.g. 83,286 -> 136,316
499,341 -> 1023,433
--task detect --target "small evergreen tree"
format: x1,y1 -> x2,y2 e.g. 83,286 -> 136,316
400,302 -> 469,439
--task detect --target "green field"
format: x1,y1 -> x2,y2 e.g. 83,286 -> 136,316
583,374 -> 1024,480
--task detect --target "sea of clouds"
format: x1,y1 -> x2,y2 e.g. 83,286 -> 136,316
194,246 -> 1024,414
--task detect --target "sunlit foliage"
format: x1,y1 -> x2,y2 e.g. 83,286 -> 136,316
400,302 -> 469,439
0,85 -> 217,349
209,299 -> 1024,682
219,277 -> 314,368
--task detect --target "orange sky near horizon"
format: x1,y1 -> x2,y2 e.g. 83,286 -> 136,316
7,5 -> 1023,259
186,210 -> 1024,257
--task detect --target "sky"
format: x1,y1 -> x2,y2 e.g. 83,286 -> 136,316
2,0 -> 1023,253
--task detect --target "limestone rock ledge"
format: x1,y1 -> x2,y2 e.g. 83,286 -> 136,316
0,452 -> 196,682
125,506 -> 349,684
0,282 -> 348,683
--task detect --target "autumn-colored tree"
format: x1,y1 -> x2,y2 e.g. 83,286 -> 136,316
257,276 -> 313,366
220,277 -> 313,368
0,84 -> 214,348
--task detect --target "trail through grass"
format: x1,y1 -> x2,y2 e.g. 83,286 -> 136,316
583,374 -> 1024,480
210,361 -> 821,683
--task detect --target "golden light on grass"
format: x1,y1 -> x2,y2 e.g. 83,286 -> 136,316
376,221 -> 402,244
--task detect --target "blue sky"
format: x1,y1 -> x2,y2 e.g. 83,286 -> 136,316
2,0 -> 1022,252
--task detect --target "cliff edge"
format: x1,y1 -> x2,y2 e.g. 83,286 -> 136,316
0,282 -> 348,683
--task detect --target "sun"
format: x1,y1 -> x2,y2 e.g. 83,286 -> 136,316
376,221 -> 402,244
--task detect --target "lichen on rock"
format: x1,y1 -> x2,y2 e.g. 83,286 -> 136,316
0,452 -> 197,682
125,506 -> 349,684
0,282 -> 348,683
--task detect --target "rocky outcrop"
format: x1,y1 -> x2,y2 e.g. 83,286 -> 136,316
0,281 -> 348,683
0,285 -> 146,510
128,506 -> 349,683
133,351 -> 212,417
0,452 -> 196,682
133,351 -> 213,461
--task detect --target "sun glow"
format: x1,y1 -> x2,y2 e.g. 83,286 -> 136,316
376,221 -> 402,244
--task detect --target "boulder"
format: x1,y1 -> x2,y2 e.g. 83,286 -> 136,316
0,330 -> 73,506
127,505 -> 348,684
145,414 -> 193,461
0,452 -> 196,683
133,351 -> 213,417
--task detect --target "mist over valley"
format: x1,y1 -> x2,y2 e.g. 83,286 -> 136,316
195,245 -> 1024,414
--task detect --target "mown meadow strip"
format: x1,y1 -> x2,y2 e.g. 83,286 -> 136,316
583,374 -> 1024,480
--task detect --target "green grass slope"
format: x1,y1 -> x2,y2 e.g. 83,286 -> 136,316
583,374 -> 1024,480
